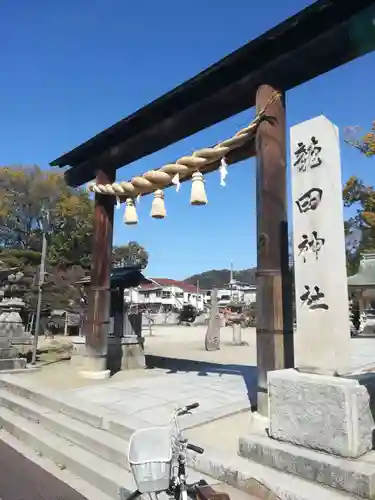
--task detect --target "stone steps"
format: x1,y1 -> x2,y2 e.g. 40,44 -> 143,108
0,406 -> 137,498
0,374 -> 357,500
190,447 -> 358,500
0,376 -> 156,497
238,433 -> 375,499
0,389 -> 129,468
0,375 -> 253,499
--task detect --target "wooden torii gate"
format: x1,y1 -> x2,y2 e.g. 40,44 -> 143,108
50,0 -> 375,415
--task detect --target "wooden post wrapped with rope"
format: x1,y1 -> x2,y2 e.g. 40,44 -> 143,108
82,167 -> 115,378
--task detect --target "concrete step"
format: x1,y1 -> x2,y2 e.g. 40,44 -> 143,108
0,406 -> 137,498
0,389 -> 129,468
238,433 -> 375,499
0,374 -> 141,438
0,375 -> 104,428
0,378 -> 257,500
190,447 -> 358,500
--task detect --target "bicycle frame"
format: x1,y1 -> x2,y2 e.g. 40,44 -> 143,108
169,405 -> 198,500
127,403 -> 204,500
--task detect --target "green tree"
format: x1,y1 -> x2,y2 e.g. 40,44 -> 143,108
0,165 -> 93,267
48,191 -> 93,268
112,241 -> 148,269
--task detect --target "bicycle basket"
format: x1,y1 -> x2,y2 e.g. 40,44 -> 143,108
128,426 -> 172,494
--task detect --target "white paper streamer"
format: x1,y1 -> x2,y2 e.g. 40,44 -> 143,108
172,173 -> 181,192
136,194 -> 141,204
116,196 -> 121,209
219,157 -> 228,187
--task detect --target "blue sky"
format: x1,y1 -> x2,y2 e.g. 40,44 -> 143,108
2,0 -> 375,279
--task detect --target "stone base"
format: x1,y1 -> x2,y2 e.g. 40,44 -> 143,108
107,336 -> 145,373
239,432 -> 375,499
70,336 -> 145,375
268,369 -> 375,458
69,337 -> 86,369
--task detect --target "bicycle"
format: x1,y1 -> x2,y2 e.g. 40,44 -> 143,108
127,403 -> 229,500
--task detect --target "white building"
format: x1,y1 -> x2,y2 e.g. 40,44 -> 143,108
200,282 -> 256,307
124,278 -> 205,312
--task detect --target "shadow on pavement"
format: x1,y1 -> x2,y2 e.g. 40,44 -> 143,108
145,354 -> 258,409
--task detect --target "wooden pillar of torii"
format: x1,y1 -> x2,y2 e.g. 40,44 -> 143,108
82,167 -> 115,378
255,84 -> 294,415
82,85 -> 294,393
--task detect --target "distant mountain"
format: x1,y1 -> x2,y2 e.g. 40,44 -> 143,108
184,268 -> 256,290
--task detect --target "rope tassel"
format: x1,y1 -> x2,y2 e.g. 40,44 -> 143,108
190,171 -> 207,206
151,189 -> 166,219
124,198 -> 138,225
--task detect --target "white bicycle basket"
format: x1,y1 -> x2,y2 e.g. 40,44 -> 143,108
128,426 -> 172,494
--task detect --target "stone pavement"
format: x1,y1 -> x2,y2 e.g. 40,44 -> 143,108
69,368 -> 251,428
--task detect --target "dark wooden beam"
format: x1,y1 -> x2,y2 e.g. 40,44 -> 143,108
255,85 -> 294,415
83,167 -> 115,374
50,0 -> 375,187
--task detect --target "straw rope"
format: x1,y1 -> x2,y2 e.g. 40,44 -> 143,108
87,91 -> 281,197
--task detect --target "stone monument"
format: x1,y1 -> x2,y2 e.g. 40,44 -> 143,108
290,115 -> 351,374
238,116 -> 375,500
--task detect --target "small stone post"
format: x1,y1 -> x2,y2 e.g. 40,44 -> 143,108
205,288 -> 220,351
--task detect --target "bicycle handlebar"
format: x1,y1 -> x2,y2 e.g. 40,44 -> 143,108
177,402 -> 200,416
186,402 -> 199,411
187,443 -> 204,454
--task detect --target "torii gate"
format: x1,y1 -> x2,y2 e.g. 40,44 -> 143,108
50,0 -> 375,415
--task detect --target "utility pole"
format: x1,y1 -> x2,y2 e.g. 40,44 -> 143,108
31,214 -> 49,365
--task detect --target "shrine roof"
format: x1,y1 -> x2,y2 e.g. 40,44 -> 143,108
76,266 -> 150,289
348,254 -> 375,288
50,0 -> 375,187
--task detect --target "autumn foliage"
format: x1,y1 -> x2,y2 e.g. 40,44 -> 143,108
343,175 -> 375,274
362,123 -> 375,157
0,165 -> 148,311
346,122 -> 375,157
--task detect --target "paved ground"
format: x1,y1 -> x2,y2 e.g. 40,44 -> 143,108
0,439 -> 88,500
12,326 -> 375,428
32,325 -> 375,375
69,368 -> 251,428
144,326 -> 257,365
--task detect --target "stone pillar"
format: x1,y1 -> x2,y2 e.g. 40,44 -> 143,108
290,115 -> 350,375
238,117 -> 372,479
205,288 -> 220,351
255,85 -> 294,415
81,168 -> 115,379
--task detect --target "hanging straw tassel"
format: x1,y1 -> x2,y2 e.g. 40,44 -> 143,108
151,189 -> 166,219
124,198 -> 138,225
190,171 -> 208,206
